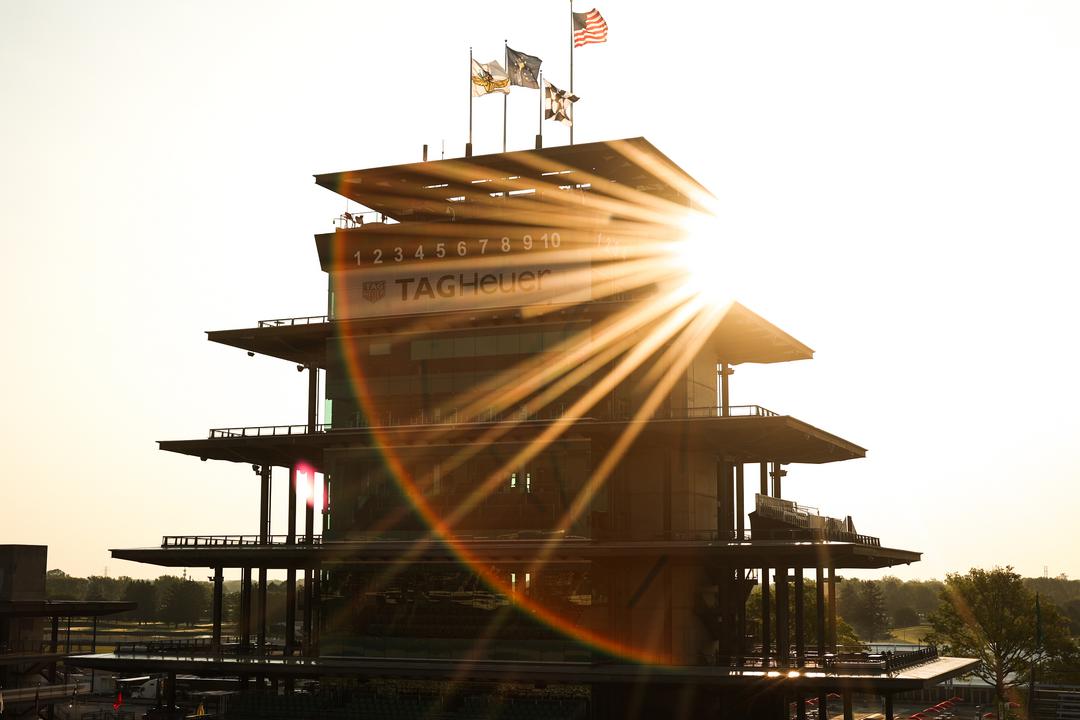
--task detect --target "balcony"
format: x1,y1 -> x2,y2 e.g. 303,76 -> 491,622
207,404 -> 779,438
161,535 -> 323,548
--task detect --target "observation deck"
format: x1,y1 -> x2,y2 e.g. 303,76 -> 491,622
158,405 -> 866,470
110,527 -> 916,571
205,300 -> 813,368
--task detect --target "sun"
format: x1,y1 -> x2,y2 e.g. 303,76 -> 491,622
672,211 -> 730,305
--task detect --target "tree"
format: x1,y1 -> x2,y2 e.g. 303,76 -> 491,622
745,580 -> 865,651
122,579 -> 159,623
159,579 -> 209,627
891,606 -> 921,629
839,579 -> 890,640
924,567 -> 1075,718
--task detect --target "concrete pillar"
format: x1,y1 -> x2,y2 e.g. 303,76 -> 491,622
794,567 -> 805,665
885,693 -> 895,720
286,465 -> 297,659
796,693 -> 807,720
816,565 -> 826,658
828,566 -> 838,651
775,568 -> 789,668
212,567 -> 223,651
167,672 -> 177,710
761,566 -> 771,665
843,690 -> 854,720
759,463 -> 768,496
240,567 -> 252,653
304,469 -> 315,655
720,362 -> 732,416
257,567 -> 267,652
735,464 -> 745,536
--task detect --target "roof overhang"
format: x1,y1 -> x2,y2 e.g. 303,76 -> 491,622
111,538 -> 914,571
71,652 -> 978,692
158,414 -> 863,471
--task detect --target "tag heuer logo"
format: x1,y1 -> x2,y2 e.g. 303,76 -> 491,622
362,281 -> 385,303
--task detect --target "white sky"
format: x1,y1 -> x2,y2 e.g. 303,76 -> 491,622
2,1 -> 1078,582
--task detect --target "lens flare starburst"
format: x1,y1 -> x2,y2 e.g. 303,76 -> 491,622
322,139 -> 744,665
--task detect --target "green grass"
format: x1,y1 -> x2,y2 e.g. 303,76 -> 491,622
889,624 -> 931,643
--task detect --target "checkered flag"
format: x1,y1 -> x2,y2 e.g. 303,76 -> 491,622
544,80 -> 579,126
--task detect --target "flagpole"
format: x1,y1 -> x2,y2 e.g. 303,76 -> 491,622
569,0 -> 574,145
503,40 -> 508,153
468,47 -> 474,157
537,70 -> 543,148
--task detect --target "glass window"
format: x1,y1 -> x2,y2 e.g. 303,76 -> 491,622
411,339 -> 432,360
453,335 -> 475,357
496,333 -> 519,355
475,334 -> 497,356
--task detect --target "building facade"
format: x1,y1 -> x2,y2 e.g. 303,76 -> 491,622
81,139 -> 976,719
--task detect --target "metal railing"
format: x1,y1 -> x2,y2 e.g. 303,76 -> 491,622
669,528 -> 881,547
333,210 -> 398,228
257,315 -> 329,328
716,645 -> 937,674
161,535 -> 323,548
208,423 -> 331,438
206,404 -> 780,438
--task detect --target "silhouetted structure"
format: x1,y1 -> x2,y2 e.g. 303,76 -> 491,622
0,545 -> 133,717
78,139 -> 976,719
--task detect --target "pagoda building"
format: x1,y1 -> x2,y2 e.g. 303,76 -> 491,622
79,139 -> 977,720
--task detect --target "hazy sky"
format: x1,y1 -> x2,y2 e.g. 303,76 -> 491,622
2,1 -> 1078,582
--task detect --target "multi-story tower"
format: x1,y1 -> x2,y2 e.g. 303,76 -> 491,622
82,138 -> 976,719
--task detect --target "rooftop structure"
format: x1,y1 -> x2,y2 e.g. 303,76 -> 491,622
78,139 -> 976,719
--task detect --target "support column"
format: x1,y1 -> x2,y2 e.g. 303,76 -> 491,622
717,461 -> 734,535
816,564 -> 827,712
286,465 -> 297,659
212,567 -> 223,651
307,366 -> 319,433
257,567 -> 267,653
885,693 -> 895,720
304,469 -> 315,656
816,566 -> 826,657
759,462 -> 768,497
771,462 -> 785,499
735,464 -> 745,537
719,362 -> 732,417
843,690 -> 854,720
776,567 -> 789,668
796,693 -> 807,720
761,566 -> 771,666
828,566 -> 838,651
167,672 -> 177,711
240,567 -> 252,653
794,567 -> 806,666
91,616 -> 97,653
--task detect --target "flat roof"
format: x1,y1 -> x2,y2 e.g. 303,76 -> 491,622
314,138 -> 709,224
207,300 -> 813,368
110,538 -> 916,571
158,414 -> 864,470
0,600 -> 136,618
71,652 -> 978,692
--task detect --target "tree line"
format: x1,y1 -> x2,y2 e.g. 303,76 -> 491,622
45,569 -> 300,629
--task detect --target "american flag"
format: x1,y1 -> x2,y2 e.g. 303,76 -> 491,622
573,8 -> 608,48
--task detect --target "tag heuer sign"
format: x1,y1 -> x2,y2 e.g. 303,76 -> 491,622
362,280 -> 386,303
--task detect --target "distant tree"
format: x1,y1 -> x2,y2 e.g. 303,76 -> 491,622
122,580 -> 158,623
1063,599 -> 1080,637
841,580 -> 890,640
159,580 -> 209,627
925,567 -> 1076,719
45,569 -> 87,600
891,606 -> 921,629
84,575 -> 125,601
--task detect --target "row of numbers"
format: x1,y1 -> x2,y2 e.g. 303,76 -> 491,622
354,233 -> 562,266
